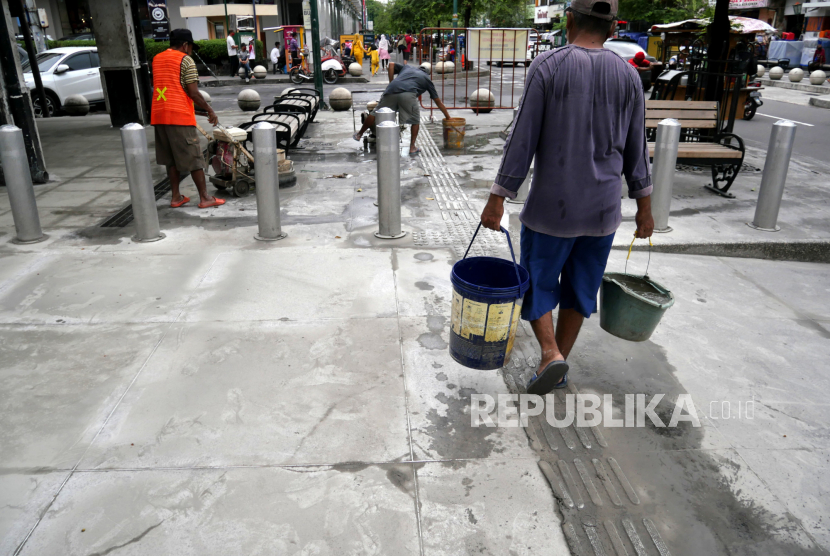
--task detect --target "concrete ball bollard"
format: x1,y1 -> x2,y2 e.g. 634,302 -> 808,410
349,62 -> 363,76
280,87 -> 297,98
809,70 -> 827,85
200,90 -> 212,104
367,100 -> 379,112
253,65 -> 267,79
788,67 -> 804,83
63,94 -> 90,116
329,87 -> 353,111
469,88 -> 495,114
237,89 -> 261,111
769,66 -> 784,80
438,61 -> 455,74
238,67 -> 247,78
420,62 -> 431,73
756,64 -> 765,78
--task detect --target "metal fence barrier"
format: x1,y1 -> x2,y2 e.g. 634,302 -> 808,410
416,28 -> 534,114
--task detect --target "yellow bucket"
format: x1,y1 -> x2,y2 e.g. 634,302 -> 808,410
442,118 -> 466,149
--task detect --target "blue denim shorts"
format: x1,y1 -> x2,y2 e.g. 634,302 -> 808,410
520,225 -> 615,321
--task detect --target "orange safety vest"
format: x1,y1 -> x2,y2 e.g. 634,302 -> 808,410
151,49 -> 196,126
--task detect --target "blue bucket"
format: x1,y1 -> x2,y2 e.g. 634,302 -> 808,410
449,224 -> 530,370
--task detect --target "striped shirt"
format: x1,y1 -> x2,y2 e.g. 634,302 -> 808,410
180,55 -> 199,90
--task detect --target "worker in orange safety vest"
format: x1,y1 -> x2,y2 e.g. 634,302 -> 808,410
151,28 -> 224,209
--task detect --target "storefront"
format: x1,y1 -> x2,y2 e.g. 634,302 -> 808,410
729,0 -> 778,27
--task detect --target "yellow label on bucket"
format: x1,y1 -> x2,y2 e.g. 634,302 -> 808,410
451,291 -> 463,335
461,299 -> 487,339
505,305 -> 521,355
485,302 -> 513,342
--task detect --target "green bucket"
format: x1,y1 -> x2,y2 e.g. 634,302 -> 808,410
599,273 -> 674,342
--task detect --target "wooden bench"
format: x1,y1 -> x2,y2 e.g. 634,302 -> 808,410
645,100 -> 745,198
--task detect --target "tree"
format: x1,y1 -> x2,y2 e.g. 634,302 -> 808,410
366,0 -> 391,35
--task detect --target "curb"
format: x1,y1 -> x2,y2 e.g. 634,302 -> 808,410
614,240 -> 830,263
809,96 -> 830,109
200,76 -> 370,88
758,77 -> 830,94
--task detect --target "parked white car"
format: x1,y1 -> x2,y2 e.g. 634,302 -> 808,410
22,47 -> 103,117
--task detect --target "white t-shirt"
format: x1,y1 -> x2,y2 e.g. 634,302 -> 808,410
271,47 -> 280,63
227,35 -> 237,56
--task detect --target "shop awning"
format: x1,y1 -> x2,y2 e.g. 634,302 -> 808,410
651,16 -> 776,34
180,4 -> 279,18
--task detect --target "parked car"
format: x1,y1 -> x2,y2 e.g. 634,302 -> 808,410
603,39 -> 658,89
21,47 -> 103,117
57,33 -> 95,41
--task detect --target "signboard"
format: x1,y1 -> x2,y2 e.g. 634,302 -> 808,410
367,20 -> 373,31
467,28 -> 529,61
302,1 -> 312,27
148,0 -> 170,41
728,0 -> 768,8
535,6 -> 551,23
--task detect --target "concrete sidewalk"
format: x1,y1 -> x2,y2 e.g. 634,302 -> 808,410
1,101 -> 829,555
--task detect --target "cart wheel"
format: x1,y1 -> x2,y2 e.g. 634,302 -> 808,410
233,179 -> 251,197
323,68 -> 339,84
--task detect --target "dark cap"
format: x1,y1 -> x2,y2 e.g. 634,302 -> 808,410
170,28 -> 196,45
569,0 -> 617,21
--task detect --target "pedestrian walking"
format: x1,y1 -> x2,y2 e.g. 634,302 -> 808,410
353,36 -> 365,67
480,0 -> 653,395
404,31 -> 413,63
396,35 -> 406,63
353,62 -> 451,155
369,44 -> 380,76
271,42 -> 281,74
288,32 -> 300,70
227,30 -> 239,77
151,29 -> 224,209
378,34 -> 390,70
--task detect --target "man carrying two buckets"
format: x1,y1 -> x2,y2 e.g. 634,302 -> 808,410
479,0 -> 654,395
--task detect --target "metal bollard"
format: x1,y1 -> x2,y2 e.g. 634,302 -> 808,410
374,107 -> 396,125
506,166 -> 532,205
748,120 -> 796,232
375,121 -> 406,239
120,124 -> 164,242
0,125 -> 47,244
252,122 -> 287,241
650,119 -> 682,233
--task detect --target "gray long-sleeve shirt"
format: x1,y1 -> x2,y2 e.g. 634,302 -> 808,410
491,45 -> 652,238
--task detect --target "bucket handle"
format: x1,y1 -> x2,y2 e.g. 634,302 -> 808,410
464,223 -> 522,289
625,233 -> 653,279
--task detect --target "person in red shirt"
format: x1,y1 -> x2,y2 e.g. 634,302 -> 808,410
808,44 -> 825,72
628,51 -> 651,71
404,32 -> 413,63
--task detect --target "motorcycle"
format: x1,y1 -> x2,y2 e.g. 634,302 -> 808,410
743,79 -> 763,120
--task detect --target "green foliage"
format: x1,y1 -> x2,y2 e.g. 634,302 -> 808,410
45,38 -> 264,64
366,0 -> 391,35
617,0 -> 713,25
47,39 -> 96,48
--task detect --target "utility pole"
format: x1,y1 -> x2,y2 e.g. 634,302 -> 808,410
224,0 -> 229,39
453,0 -> 458,28
309,0 -> 327,107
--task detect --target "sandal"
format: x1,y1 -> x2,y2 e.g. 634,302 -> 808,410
198,197 -> 226,209
553,372 -> 569,390
409,148 -> 421,155
526,360 -> 569,396
170,196 -> 190,208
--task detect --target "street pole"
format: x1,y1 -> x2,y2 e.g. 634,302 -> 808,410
748,120 -> 796,232
224,0 -> 230,39
0,126 -> 46,244
252,122 -> 287,241
453,0 -> 458,28
651,119 -> 682,233
375,121 -> 406,239
309,0 -> 327,107
120,124 -> 164,243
